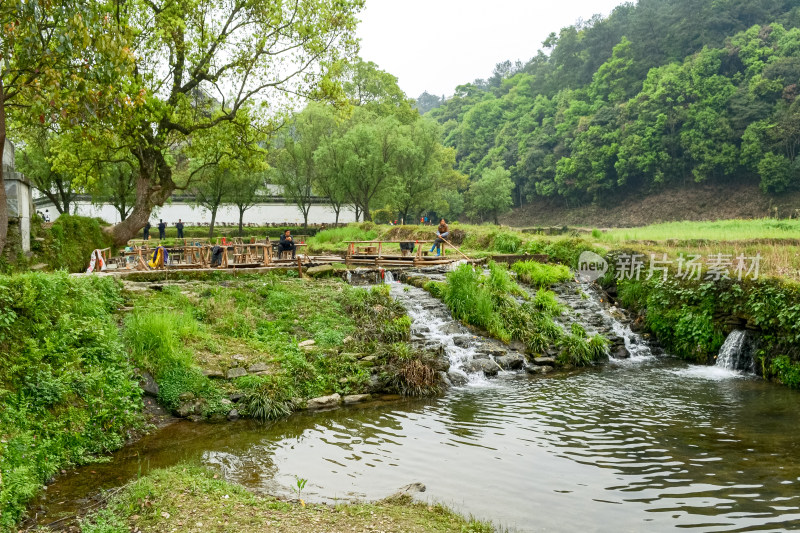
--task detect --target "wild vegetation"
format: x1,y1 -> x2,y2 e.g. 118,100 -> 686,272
0,273 -> 143,529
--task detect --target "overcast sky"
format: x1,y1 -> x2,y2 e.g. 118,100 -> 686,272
356,0 -> 631,99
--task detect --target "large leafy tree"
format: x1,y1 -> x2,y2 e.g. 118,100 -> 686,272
468,167 -> 514,224
17,131 -> 80,214
52,0 -> 362,246
0,0 -> 134,254
271,103 -> 337,227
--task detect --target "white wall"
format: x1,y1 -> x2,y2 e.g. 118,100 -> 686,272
35,200 -> 357,226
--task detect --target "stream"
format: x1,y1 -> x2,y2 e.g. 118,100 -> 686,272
29,276 -> 800,532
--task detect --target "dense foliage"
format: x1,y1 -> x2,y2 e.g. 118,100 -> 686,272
427,0 -> 800,205
0,273 -> 143,529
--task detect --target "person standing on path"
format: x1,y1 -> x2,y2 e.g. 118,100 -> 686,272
143,221 -> 151,240
176,219 -> 184,239
158,219 -> 166,240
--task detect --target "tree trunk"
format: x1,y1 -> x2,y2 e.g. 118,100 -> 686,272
333,205 -> 340,225
209,207 -> 217,240
302,207 -> 309,228
238,206 -> 245,236
106,148 -> 176,246
0,84 -> 8,256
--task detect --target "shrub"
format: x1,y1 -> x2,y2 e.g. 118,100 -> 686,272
42,215 -> 113,272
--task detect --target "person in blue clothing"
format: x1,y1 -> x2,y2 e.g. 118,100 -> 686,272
430,219 -> 449,256
279,230 -> 296,259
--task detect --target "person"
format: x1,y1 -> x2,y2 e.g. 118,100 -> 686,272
176,219 -> 184,238
430,218 -> 449,256
44,209 -> 50,222
399,241 -> 415,256
143,221 -> 151,240
279,229 -> 296,259
158,219 -> 166,240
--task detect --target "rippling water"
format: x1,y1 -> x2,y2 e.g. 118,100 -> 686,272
35,358 -> 800,532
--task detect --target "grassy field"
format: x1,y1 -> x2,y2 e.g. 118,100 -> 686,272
595,219 -> 800,243
76,465 -> 495,533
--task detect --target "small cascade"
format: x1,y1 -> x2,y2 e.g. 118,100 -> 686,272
388,283 -> 523,385
383,270 -> 395,284
716,330 -> 756,372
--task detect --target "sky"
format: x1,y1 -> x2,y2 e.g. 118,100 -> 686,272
356,0 -> 631,99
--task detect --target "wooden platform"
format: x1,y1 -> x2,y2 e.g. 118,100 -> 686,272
344,240 -> 462,267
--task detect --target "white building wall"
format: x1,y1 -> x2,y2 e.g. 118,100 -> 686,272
35,200 -> 357,226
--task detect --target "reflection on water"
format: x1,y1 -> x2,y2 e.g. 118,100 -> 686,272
34,359 -> 800,532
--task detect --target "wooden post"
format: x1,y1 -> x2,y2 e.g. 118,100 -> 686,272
297,255 -> 303,278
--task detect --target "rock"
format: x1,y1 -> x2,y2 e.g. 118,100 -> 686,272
228,393 -> 243,403
509,340 -> 527,352
532,356 -> 557,366
464,358 -> 501,377
226,367 -> 247,379
306,264 -> 335,278
299,340 -> 316,350
482,346 -> 508,357
495,353 -> 525,370
202,369 -> 225,379
139,371 -> 159,397
187,415 -> 204,423
389,482 -> 426,499
247,363 -> 270,373
360,355 -> 377,362
178,391 -> 195,402
525,364 -> 554,375
177,398 -> 206,418
226,409 -> 240,421
610,345 -> 631,359
447,368 -> 469,386
439,371 -> 452,388
220,399 -> 233,407
342,336 -> 354,344
452,336 -> 471,348
366,375 -> 382,393
30,263 -> 48,271
343,394 -> 371,405
440,322 -> 463,335
306,393 -> 341,410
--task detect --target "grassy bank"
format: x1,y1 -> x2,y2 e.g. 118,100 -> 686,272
76,465 -> 494,533
0,273 -> 143,529
122,273 -> 443,422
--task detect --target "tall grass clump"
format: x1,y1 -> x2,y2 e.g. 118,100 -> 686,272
123,311 -> 199,375
557,323 -> 610,366
512,261 -> 573,287
307,225 -> 379,252
493,232 -> 523,253
441,263 -> 506,340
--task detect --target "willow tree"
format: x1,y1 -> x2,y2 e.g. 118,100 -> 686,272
0,0 -> 134,254
59,0 -> 362,245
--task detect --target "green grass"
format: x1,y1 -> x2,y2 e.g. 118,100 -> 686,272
78,465 -> 496,533
306,224 -> 379,253
598,219 -> 800,242
512,261 -> 573,287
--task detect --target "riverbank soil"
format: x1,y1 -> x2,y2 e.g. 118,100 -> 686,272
78,466 -> 493,533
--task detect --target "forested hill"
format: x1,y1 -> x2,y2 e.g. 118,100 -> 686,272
424,0 -> 800,210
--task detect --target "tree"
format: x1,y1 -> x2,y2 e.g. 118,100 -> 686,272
468,167 -> 514,224
94,161 -> 137,221
230,171 -> 264,236
192,165 -> 235,239
0,0 -> 133,254
17,132 -> 80,214
271,104 -> 336,227
52,0 -> 362,246
337,111 -> 400,221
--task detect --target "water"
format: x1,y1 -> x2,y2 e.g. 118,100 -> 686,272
33,362 -> 800,532
716,330 -> 756,373
29,284 -> 800,531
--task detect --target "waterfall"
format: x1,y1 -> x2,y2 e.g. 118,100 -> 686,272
383,270 -> 395,284
716,330 -> 755,372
